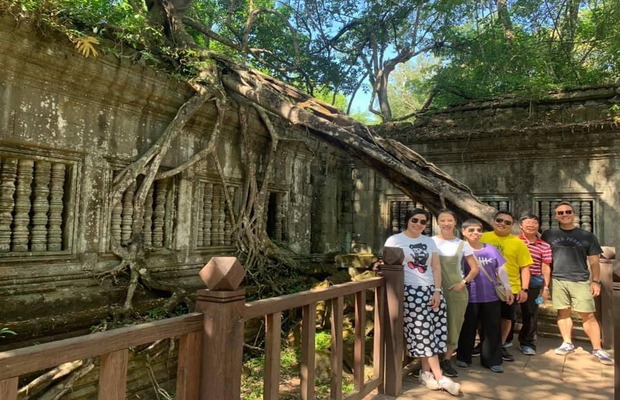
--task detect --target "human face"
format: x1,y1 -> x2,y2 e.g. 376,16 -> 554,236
493,213 -> 514,236
462,225 -> 483,243
555,205 -> 575,228
437,213 -> 457,237
405,214 -> 428,236
519,218 -> 540,236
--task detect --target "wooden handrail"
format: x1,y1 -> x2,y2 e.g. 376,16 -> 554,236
0,270 -> 399,400
243,277 -> 383,319
0,312 -> 202,380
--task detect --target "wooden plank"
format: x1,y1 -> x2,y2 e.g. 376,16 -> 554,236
353,291 -> 366,391
98,349 -> 128,400
244,278 -> 383,319
330,297 -> 344,400
614,278 -> 620,396
342,377 -> 381,400
0,313 -> 202,380
599,258 -> 613,347
0,377 -> 18,400
175,331 -> 202,400
300,303 -> 316,400
264,312 -> 282,400
372,286 -> 384,381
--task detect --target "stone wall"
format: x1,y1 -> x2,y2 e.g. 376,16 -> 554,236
0,17 -> 355,352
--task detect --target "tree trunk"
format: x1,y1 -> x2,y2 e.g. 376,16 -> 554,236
214,56 -> 496,226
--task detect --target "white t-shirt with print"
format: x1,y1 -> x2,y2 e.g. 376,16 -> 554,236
384,232 -> 437,287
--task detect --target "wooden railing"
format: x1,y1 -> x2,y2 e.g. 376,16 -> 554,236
0,250 -> 406,400
0,313 -> 204,400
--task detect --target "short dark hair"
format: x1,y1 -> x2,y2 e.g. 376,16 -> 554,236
405,208 -> 430,223
462,219 -> 483,230
493,210 -> 515,221
519,213 -> 540,223
554,201 -> 574,211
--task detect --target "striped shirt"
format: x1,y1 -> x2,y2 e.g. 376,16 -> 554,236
518,233 -> 552,276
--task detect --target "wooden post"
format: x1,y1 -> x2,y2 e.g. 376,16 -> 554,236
196,257 -> 247,400
598,247 -> 614,348
613,259 -> 620,400
378,246 -> 404,396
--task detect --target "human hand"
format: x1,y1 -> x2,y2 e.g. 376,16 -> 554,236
448,282 -> 467,292
542,288 -> 550,300
591,282 -> 601,297
429,291 -> 441,309
518,290 -> 528,303
506,293 -> 515,305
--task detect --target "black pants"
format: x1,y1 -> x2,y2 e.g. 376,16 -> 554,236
519,286 -> 542,349
457,301 -> 503,368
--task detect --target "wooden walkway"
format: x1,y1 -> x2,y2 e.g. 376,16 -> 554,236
365,336 -> 615,400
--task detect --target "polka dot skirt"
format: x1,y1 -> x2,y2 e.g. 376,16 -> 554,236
403,285 -> 448,358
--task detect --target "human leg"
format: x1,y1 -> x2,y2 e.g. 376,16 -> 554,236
556,308 -> 574,343
456,302 -> 479,365
500,302 -> 516,361
579,312 -> 602,349
441,291 -> 467,376
480,300 -> 503,369
519,286 -> 541,352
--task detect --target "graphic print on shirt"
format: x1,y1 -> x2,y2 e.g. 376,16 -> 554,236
476,256 -> 498,282
547,236 -> 583,249
407,243 -> 429,273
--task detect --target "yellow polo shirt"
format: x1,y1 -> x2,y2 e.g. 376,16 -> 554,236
481,232 -> 533,293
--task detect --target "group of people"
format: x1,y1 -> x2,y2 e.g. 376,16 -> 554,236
382,201 -> 614,396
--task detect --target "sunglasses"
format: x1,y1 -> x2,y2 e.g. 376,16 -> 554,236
495,218 -> 513,226
410,218 -> 428,225
556,210 -> 573,216
465,227 -> 482,233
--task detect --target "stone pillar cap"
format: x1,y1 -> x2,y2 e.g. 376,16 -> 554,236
199,257 -> 246,290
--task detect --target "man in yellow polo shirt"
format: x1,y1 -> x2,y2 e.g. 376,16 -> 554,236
481,211 -> 533,362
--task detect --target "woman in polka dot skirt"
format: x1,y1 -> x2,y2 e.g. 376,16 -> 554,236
383,208 -> 460,396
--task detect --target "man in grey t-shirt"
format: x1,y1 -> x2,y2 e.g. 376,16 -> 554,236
541,201 -> 612,365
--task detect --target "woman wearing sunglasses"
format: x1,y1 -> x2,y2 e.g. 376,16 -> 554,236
383,208 -> 460,396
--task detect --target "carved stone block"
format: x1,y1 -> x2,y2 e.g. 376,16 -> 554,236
199,257 -> 246,291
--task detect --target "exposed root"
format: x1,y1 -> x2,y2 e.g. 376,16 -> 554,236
17,360 -> 84,399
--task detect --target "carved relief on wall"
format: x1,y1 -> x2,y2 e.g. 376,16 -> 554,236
0,151 -> 76,256
536,198 -> 595,232
108,173 -> 178,250
266,191 -> 287,242
194,180 -> 238,248
480,198 -> 513,214
387,197 -> 433,236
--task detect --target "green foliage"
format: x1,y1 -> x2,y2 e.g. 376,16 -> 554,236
427,0 -> 619,107
3,0 -> 618,115
0,327 -> 17,338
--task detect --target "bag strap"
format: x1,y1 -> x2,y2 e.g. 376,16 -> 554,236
456,240 -> 465,255
473,253 -> 498,286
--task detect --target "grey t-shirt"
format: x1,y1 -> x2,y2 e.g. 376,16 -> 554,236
541,227 -> 603,282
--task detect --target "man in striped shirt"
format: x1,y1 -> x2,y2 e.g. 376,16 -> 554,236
517,214 -> 552,355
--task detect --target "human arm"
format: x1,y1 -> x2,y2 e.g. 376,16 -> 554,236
497,263 -> 515,305
450,254 -> 478,292
589,254 -> 601,297
518,266 -> 530,303
430,252 -> 442,308
541,262 -> 551,300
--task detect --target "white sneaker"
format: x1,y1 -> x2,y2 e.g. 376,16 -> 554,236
438,376 -> 461,396
419,371 -> 440,390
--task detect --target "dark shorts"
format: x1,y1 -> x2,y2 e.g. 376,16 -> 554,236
501,300 -> 517,321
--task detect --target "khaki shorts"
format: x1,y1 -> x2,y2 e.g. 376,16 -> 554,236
551,279 -> 596,313
442,289 -> 469,348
